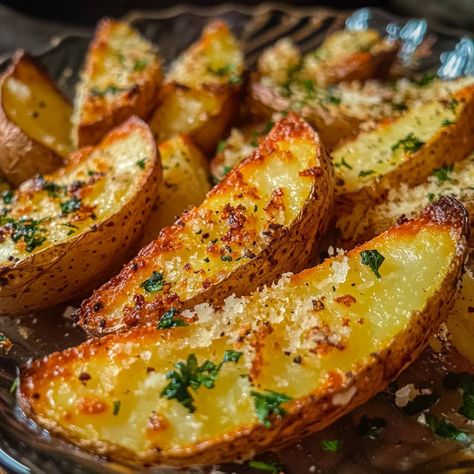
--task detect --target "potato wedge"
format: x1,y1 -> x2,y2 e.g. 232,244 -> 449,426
71,19 -> 162,147
333,84 -> 474,207
149,21 -> 244,155
0,117 -> 160,316
0,51 -> 72,186
140,134 -> 211,247
76,114 -> 334,335
337,150 -> 474,246
19,197 -> 468,466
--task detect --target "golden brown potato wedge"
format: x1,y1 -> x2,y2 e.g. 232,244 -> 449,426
0,117 -> 160,315
19,197 -> 468,466
71,19 -> 162,147
0,51 -> 72,186
333,84 -> 474,209
140,134 -> 211,247
76,114 -> 334,335
149,21 -> 244,155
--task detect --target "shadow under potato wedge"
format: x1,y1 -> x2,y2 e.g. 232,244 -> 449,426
71,19 -> 163,148
0,117 -> 161,316
19,197 -> 468,466
76,113 -> 334,335
0,50 -> 72,186
148,20 -> 244,155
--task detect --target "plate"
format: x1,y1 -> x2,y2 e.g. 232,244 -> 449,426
0,4 -> 473,473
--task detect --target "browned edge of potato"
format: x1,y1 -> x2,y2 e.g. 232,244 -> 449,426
76,113 -> 335,335
0,50 -> 68,186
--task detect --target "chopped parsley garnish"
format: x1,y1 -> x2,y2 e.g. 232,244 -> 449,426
320,439 -> 343,452
427,192 -> 436,202
360,249 -> 385,279
216,141 -> 226,153
248,460 -> 284,473
1,190 -> 13,205
442,118 -> 455,127
0,333 -> 7,343
358,169 -> 375,177
425,414 -> 469,443
221,255 -> 232,262
334,157 -> 352,170
112,400 -> 121,416
223,165 -> 232,176
414,73 -> 437,87
3,216 -> 47,252
62,222 -> 79,236
250,390 -> 292,428
160,351 -> 243,412
402,391 -> 439,416
10,376 -> 19,394
432,164 -> 454,184
42,181 -> 65,198
262,121 -> 274,134
356,415 -> 387,440
140,271 -> 165,293
60,197 -> 81,216
447,97 -> 459,113
136,159 -> 147,169
207,63 -> 241,85
133,58 -> 148,72
90,85 -> 127,96
391,133 -> 425,154
157,308 -> 188,329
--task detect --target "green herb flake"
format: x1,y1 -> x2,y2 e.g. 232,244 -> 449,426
447,97 -> 459,113
320,439 -> 343,452
425,413 -> 469,443
442,118 -> 455,127
112,400 -> 121,416
1,190 -> 13,205
391,133 -> 425,154
6,216 -> 47,252
160,351 -> 243,412
334,157 -> 352,170
427,192 -> 436,202
90,85 -> 127,97
248,460 -> 284,473
357,415 -> 387,440
157,308 -> 188,329
221,255 -> 232,262
216,141 -> 226,154
60,197 -> 81,216
250,390 -> 292,428
414,73 -> 437,87
10,376 -> 19,394
360,249 -> 385,279
140,271 -> 165,293
432,164 -> 454,184
136,159 -> 147,169
133,58 -> 148,72
223,166 -> 232,176
359,169 -> 375,177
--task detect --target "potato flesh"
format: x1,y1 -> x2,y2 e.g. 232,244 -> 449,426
333,97 -> 459,194
3,68 -> 72,157
140,135 -> 210,245
0,127 -> 154,264
25,224 -> 456,454
92,130 -> 319,323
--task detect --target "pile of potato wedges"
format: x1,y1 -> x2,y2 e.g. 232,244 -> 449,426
0,15 -> 473,468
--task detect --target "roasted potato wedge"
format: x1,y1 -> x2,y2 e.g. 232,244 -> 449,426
0,51 -> 72,186
140,134 -> 211,247
149,21 -> 244,155
0,117 -> 160,315
76,114 -> 334,335
337,150 -> 474,246
333,84 -> 474,208
20,197 -> 468,466
71,19 -> 162,147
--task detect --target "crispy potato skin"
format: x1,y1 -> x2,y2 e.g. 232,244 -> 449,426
19,197 -> 468,466
72,19 -> 163,147
0,117 -> 161,315
76,114 -> 335,335
0,51 -> 67,186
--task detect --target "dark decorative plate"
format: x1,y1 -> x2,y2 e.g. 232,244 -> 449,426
0,4 -> 473,474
